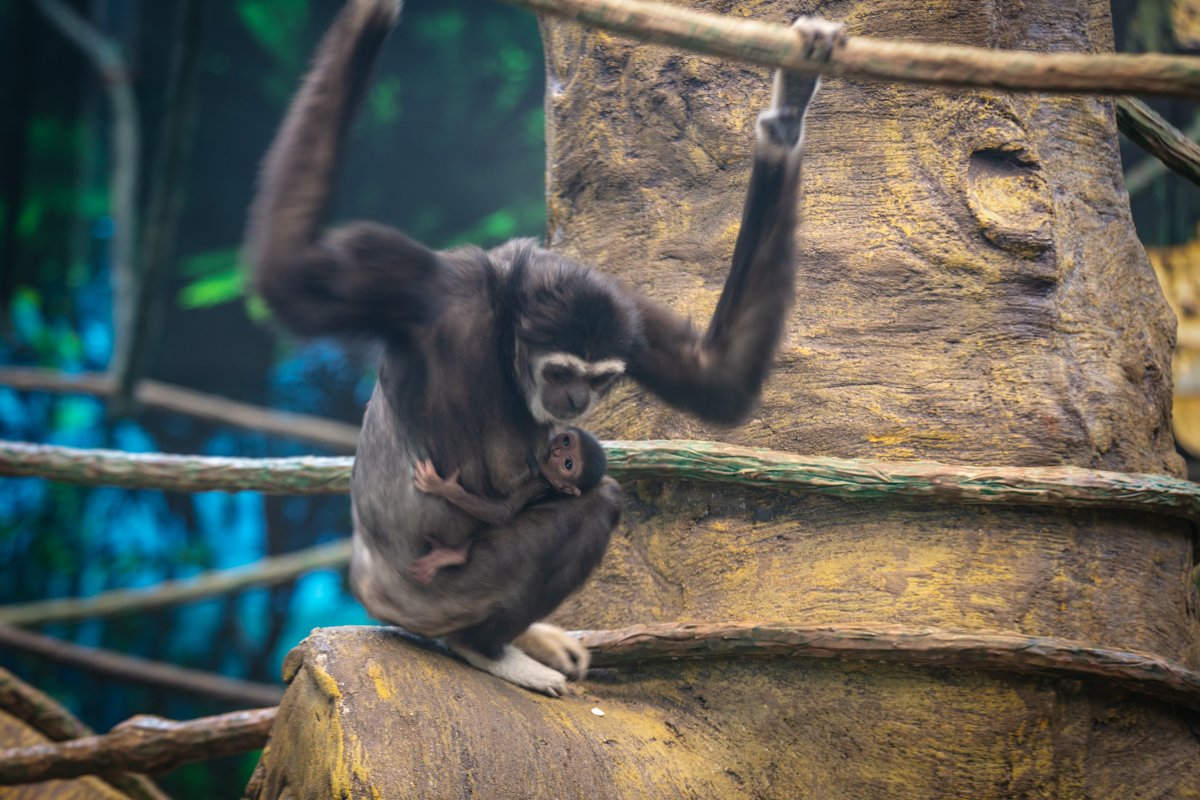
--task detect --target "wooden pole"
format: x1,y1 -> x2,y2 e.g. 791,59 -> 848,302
1115,96 -> 1200,188
502,0 -> 1200,96
0,707 -> 275,785
0,626 -> 285,707
580,621 -> 1200,713
0,368 -> 358,452
0,541 -> 351,627
0,668 -> 167,800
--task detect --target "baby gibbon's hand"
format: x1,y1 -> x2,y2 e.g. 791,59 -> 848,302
413,460 -> 461,497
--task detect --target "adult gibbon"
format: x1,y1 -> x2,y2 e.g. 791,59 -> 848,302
246,0 -> 842,695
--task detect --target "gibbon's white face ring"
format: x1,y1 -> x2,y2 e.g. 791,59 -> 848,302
526,352 -> 626,424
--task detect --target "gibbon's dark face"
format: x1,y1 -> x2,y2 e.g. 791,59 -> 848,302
529,351 -> 624,424
540,429 -> 585,496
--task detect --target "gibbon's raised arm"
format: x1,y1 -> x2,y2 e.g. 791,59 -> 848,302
627,30 -> 839,425
245,0 -> 440,339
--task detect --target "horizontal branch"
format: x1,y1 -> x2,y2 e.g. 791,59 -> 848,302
505,0 -> 1200,96
604,440 -> 1200,520
579,622 -> 1200,712
0,707 -> 275,785
0,626 -> 285,707
0,668 -> 167,800
0,440 -> 352,494
0,368 -> 358,452
0,540 -> 352,627
3,439 -> 1199,521
1115,96 -> 1200,188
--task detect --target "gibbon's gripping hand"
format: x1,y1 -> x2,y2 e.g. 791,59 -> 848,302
761,18 -> 846,151
413,460 -> 461,498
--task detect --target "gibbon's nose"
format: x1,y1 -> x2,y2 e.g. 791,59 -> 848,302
567,386 -> 589,412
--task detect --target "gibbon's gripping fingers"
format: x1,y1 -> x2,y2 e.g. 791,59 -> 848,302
763,17 -> 846,148
513,623 -> 591,680
792,16 -> 846,63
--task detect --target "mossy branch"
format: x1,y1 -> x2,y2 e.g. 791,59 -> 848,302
0,441 -> 352,494
580,622 -> 1200,712
3,439 -> 1199,520
0,541 -> 351,627
0,707 -> 275,785
504,0 -> 1200,96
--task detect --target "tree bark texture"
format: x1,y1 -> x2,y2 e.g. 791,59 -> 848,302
0,669 -> 165,800
248,626 -> 1200,800
0,711 -> 132,800
0,709 -> 273,785
250,1 -> 1200,798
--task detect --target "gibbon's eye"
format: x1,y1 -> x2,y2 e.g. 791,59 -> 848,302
590,373 -> 614,390
562,434 -> 570,446
544,366 -> 572,384
564,458 -> 574,471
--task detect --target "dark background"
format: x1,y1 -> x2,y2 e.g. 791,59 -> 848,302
0,0 -> 1195,795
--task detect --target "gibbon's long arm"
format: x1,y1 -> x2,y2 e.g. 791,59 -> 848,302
626,20 -> 842,425
246,0 -> 440,338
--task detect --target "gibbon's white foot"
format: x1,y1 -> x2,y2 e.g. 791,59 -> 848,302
449,641 -> 569,698
513,622 -> 590,680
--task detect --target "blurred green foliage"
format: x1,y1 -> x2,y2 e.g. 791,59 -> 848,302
236,0 -> 312,100
1,4 -> 547,796
173,0 -> 547,313
177,248 -> 245,309
1124,0 -> 1173,52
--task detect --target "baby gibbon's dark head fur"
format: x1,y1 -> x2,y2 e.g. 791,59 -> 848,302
568,426 -> 608,495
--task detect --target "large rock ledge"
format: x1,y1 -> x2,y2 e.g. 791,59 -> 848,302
244,626 -> 1200,799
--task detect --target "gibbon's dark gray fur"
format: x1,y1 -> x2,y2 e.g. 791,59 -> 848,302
245,0 -> 842,696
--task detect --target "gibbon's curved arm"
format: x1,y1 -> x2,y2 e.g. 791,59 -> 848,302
244,0 -> 439,339
625,19 -> 842,425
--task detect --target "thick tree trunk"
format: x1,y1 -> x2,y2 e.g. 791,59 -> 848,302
250,2 -> 1200,798
536,0 -> 1200,796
